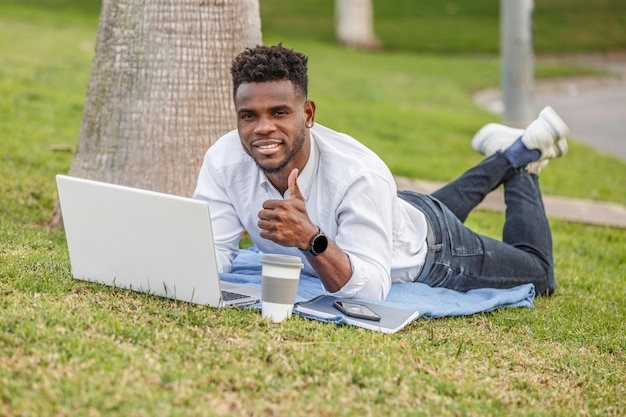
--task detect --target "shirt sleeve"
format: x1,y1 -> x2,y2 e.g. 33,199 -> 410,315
192,150 -> 244,273
321,173 -> 395,301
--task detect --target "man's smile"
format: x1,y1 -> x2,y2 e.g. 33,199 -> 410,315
253,140 -> 283,156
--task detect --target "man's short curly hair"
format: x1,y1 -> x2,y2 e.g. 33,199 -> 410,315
231,44 -> 308,99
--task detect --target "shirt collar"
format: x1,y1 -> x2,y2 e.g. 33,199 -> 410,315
294,132 -> 319,201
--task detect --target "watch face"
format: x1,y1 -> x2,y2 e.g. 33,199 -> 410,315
312,233 -> 328,255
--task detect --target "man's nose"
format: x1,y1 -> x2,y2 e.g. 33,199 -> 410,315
254,115 -> 276,135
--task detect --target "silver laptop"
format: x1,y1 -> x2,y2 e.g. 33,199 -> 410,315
56,174 -> 261,307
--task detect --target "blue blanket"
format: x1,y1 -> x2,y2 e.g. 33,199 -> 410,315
221,248 -> 534,321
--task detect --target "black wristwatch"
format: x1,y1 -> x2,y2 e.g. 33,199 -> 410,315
299,227 -> 328,256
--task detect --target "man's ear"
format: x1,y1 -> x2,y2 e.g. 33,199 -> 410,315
304,99 -> 316,126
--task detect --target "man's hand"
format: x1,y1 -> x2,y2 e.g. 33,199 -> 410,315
259,169 -> 353,293
258,168 -> 318,249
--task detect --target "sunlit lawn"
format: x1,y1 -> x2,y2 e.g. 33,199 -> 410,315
1,1 -> 625,416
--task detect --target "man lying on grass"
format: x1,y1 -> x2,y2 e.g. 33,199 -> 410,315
194,44 -> 569,301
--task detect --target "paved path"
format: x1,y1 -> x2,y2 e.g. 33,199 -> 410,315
466,52 -> 626,229
536,53 -> 626,160
394,177 -> 626,229
474,51 -> 626,160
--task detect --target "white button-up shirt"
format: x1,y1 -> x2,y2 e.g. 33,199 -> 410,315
193,124 -> 428,300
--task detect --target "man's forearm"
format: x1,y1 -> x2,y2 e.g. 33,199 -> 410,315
304,240 -> 353,293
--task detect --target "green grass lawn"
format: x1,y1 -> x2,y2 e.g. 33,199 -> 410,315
261,0 -> 626,54
1,1 -> 625,416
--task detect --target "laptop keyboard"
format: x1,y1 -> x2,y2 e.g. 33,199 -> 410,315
221,290 -> 250,301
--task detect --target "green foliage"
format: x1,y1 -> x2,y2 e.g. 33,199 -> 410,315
1,1 -> 625,416
0,0 -> 100,24
261,0 -> 626,54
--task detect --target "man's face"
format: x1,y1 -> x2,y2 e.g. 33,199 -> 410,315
235,80 -> 314,175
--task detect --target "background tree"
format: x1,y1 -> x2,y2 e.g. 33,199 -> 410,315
51,0 -> 262,227
335,0 -> 380,49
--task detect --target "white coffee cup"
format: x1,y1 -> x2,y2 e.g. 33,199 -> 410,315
259,254 -> 304,323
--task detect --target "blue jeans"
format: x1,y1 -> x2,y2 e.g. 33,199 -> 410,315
398,153 -> 555,296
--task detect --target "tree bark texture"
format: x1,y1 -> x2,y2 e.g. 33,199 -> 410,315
335,0 -> 380,50
51,0 -> 262,228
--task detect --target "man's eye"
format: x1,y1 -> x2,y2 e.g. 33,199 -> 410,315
240,113 -> 254,119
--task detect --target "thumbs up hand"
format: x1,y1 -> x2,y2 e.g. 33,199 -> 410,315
258,168 -> 318,249
262,170 -> 352,293
287,167 -> 304,202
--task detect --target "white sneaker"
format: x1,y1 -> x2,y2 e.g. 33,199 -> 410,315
471,116 -> 567,175
471,123 -> 523,157
521,106 -> 569,160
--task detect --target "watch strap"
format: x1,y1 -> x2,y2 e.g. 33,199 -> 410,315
299,227 -> 328,256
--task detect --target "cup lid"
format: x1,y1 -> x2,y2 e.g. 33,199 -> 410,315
260,253 -> 304,269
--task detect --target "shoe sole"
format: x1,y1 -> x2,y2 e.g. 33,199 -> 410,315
553,137 -> 568,158
539,106 -> 570,140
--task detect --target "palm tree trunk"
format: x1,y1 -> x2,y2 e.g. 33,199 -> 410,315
51,0 -> 262,228
335,0 -> 380,50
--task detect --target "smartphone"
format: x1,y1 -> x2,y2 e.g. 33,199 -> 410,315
333,300 -> 381,321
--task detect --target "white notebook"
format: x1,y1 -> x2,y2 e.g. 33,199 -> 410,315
295,295 -> 419,334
